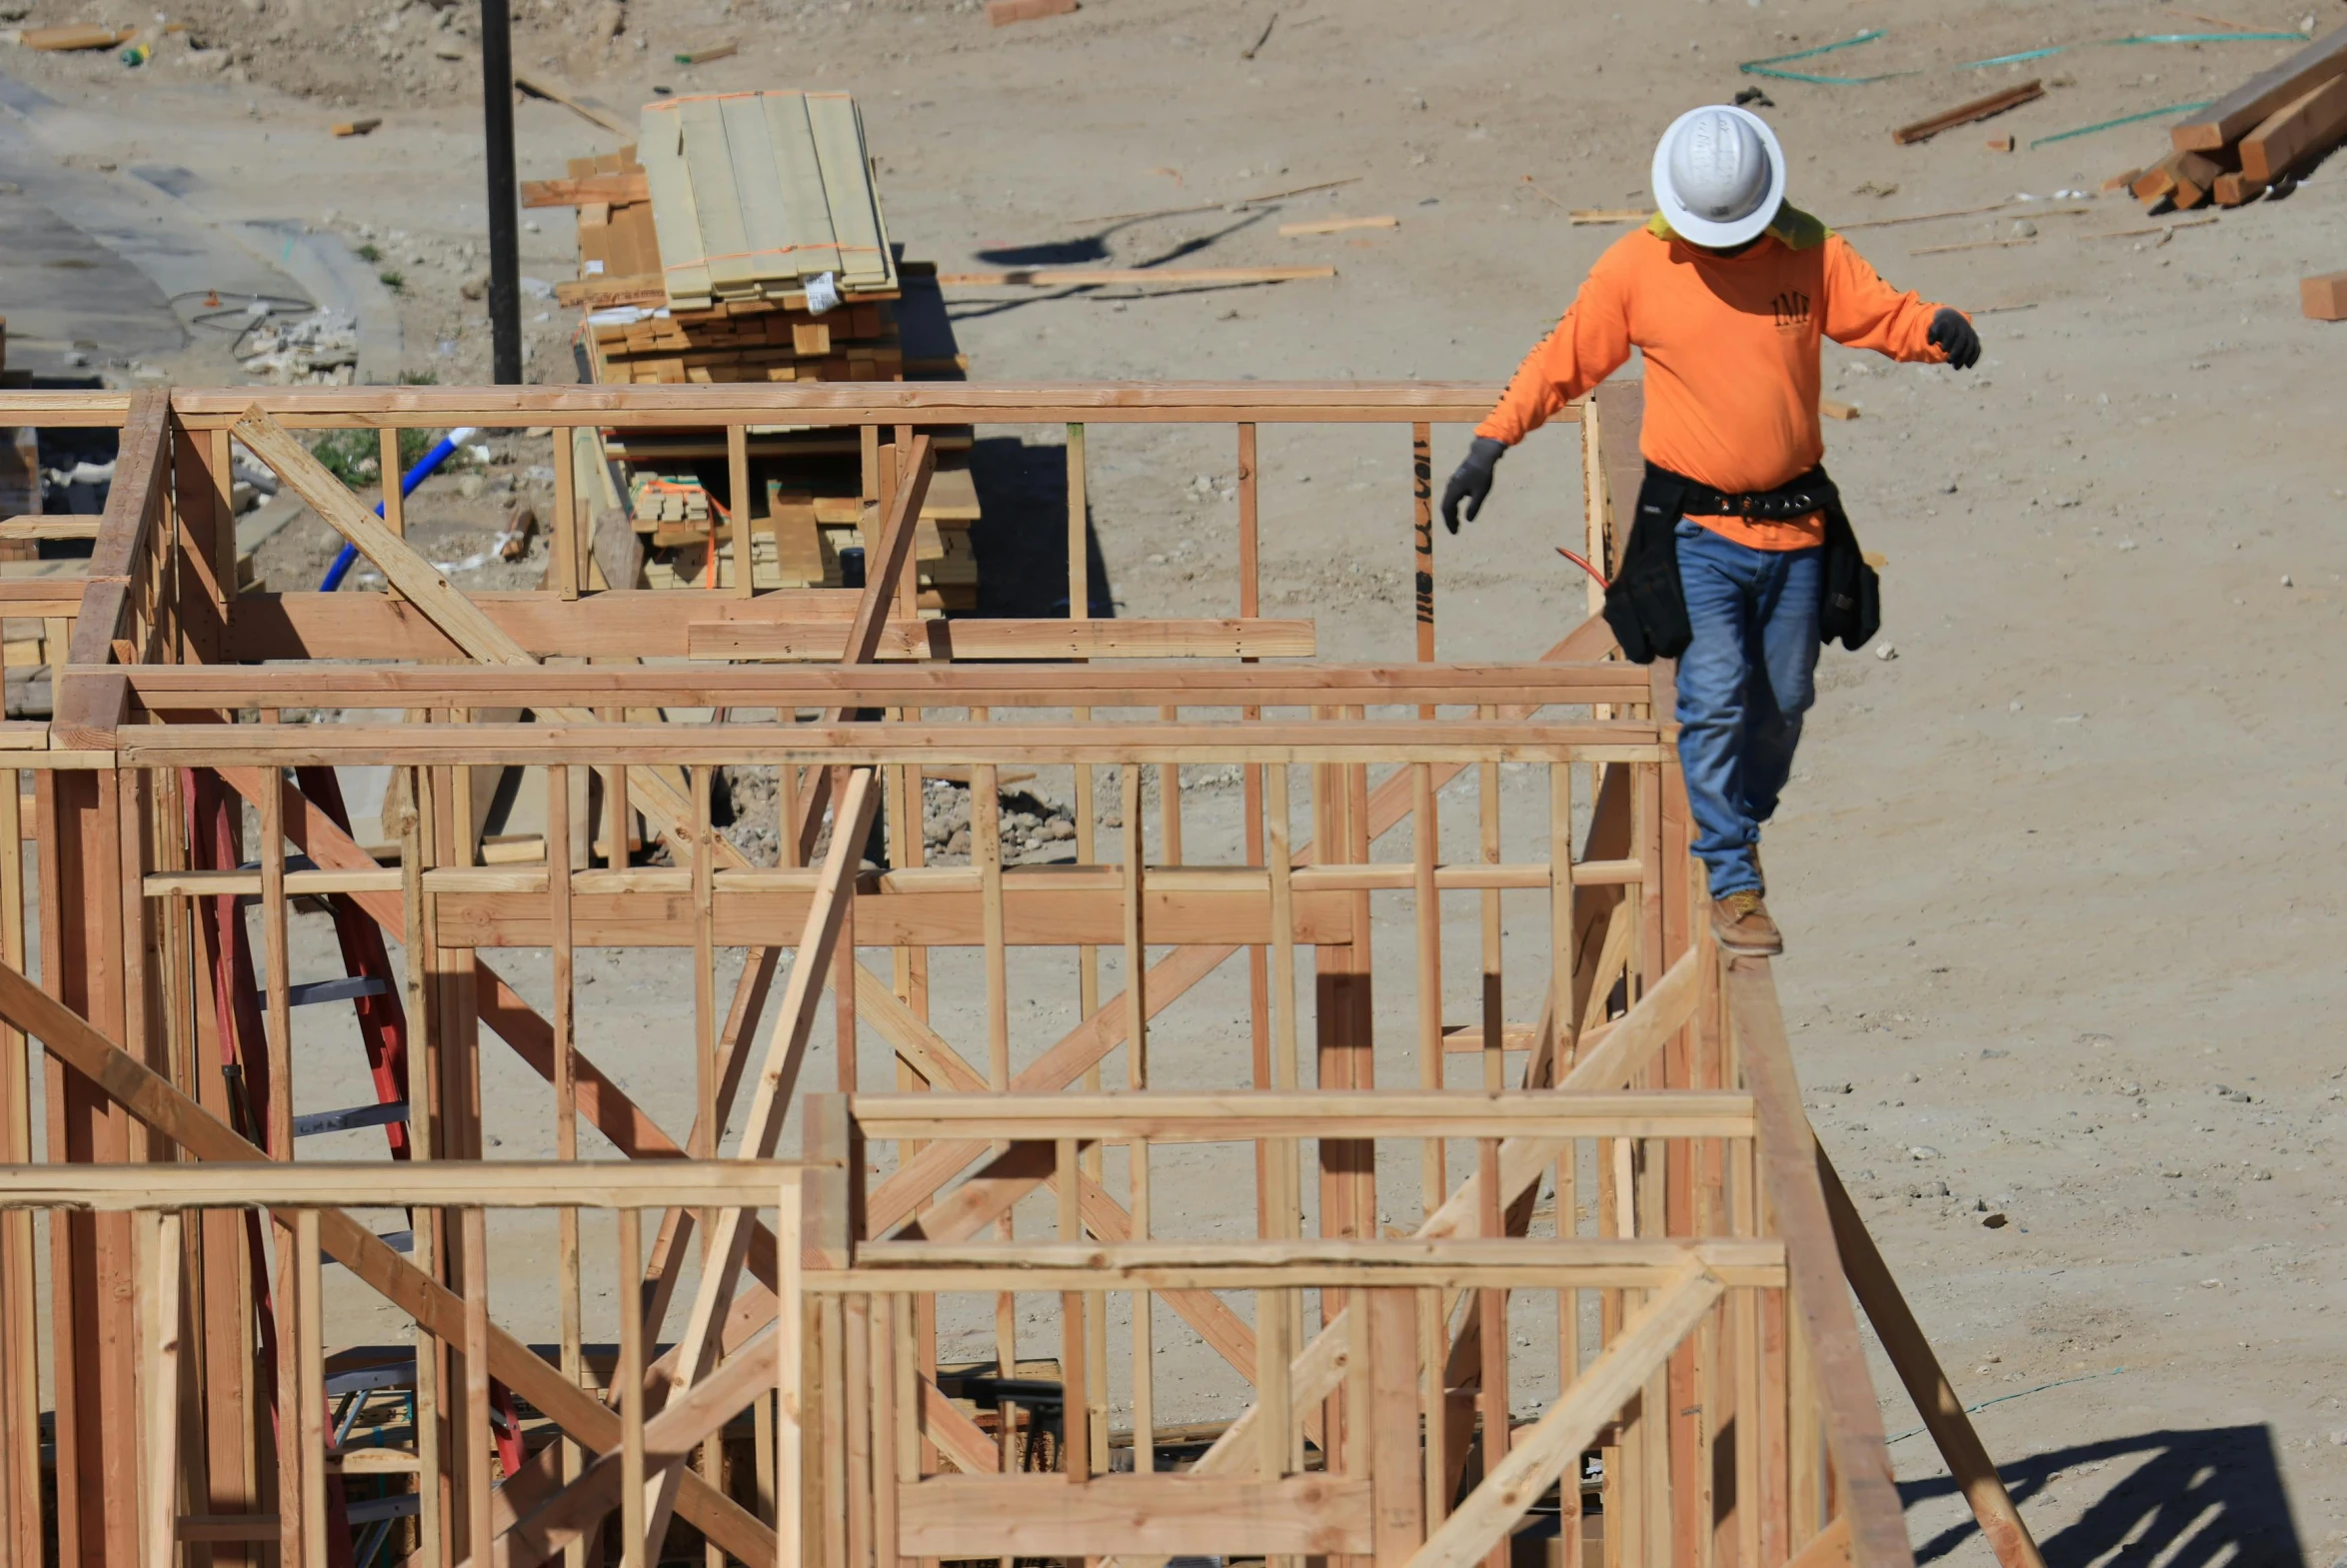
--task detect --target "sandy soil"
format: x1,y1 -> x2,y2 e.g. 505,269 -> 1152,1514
4,0 -> 2346,1561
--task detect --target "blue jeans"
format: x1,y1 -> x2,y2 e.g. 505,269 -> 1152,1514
1672,520 -> 1822,900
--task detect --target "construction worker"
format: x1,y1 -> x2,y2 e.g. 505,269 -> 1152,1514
1441,104 -> 1978,957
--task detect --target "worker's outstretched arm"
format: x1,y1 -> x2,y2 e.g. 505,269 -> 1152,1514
1821,233 -> 1979,368
1443,261 -> 1634,532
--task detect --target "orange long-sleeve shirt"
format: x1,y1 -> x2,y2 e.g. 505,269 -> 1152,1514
1476,211 -> 1954,549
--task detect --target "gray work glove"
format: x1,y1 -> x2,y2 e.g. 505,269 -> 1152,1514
1441,437 -> 1508,534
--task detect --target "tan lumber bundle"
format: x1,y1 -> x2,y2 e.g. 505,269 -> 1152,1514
640,90 -> 898,310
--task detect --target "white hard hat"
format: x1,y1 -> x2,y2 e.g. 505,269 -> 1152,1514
1650,104 -> 1786,249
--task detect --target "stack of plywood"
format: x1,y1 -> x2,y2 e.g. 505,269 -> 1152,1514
2128,25 -> 2347,208
639,90 -> 896,309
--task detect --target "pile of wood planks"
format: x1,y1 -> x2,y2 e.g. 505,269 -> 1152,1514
586,298 -> 903,385
2128,24 -> 2347,209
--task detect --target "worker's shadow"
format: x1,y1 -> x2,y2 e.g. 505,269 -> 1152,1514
1901,1425 -> 2304,1568
965,435 -> 1114,620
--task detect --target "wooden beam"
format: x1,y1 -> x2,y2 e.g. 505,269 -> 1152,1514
2170,23 -> 2347,149
1406,1261 -> 1723,1568
1726,958 -> 1914,1568
0,1160 -> 802,1210
833,1237 -> 1785,1293
895,1475 -> 1373,1557
687,617 -> 1318,662
114,660 -> 1650,711
1789,1517 -> 1855,1568
844,1090 -> 1755,1142
168,381 -> 1526,429
121,720 -> 1660,770
2238,71 -> 2347,182
1817,1149 -> 2046,1568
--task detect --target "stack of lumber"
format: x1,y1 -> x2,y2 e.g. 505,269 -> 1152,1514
585,299 -> 902,385
640,465 -> 982,608
2129,25 -> 2347,209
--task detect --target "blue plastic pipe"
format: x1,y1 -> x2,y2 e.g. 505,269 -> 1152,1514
317,426 -> 480,591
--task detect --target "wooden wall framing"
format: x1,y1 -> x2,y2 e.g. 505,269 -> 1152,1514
0,382 -> 2041,1568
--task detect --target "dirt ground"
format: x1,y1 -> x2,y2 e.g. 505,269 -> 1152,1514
4,0 -> 2346,1561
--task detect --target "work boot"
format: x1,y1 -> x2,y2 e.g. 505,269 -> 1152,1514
1711,891 -> 1783,956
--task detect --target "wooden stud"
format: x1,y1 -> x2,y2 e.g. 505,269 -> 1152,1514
0,769 -> 34,1568
619,1205 -> 648,1568
139,1209 -> 183,1568
1123,765 -> 1153,1476
775,1181 -> 805,1568
297,1207 -> 326,1568
554,426 -> 581,602
729,424 -> 753,597
1056,1137 -> 1091,1484
1067,423 -> 1088,620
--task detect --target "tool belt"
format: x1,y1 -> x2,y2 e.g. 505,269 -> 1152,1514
1601,462 -> 1879,665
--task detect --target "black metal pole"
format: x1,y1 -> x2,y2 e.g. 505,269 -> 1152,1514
480,0 -> 522,384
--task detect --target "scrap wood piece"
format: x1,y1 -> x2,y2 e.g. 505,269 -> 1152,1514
2081,215 -> 2218,238
1909,237 -> 2037,256
1569,207 -> 1653,224
1833,199 -> 2020,231
522,172 -> 651,207
934,265 -> 1333,287
987,0 -> 1077,23
331,118 -> 382,138
673,39 -> 736,63
2171,21 -> 2347,149
1276,214 -> 1396,237
513,66 -> 632,135
1891,79 -> 2046,145
19,23 -> 134,48
2102,166 -> 2145,190
2303,270 -> 2347,320
0,959 -> 776,1565
1820,399 -> 1861,421
2239,70 -> 2347,181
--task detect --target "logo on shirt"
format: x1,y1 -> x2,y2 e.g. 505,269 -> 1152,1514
1770,289 -> 1812,329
